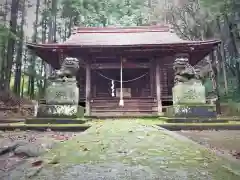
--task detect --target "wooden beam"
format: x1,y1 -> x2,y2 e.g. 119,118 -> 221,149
155,60 -> 162,115
91,62 -> 150,69
63,47 -> 210,66
85,60 -> 91,116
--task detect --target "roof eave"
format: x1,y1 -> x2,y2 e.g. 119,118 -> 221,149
26,39 -> 221,49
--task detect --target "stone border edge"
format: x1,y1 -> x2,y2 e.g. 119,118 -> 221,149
151,124 -> 240,165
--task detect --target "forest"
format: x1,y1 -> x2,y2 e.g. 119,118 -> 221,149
0,0 -> 239,104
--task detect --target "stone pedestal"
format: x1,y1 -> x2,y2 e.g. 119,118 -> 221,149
166,104 -> 217,118
37,79 -> 83,118
171,80 -> 216,118
172,80 -> 206,105
45,79 -> 79,105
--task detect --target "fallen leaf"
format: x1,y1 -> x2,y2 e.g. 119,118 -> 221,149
83,147 -> 90,151
32,160 -> 43,167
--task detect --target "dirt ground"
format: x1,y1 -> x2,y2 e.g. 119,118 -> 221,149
0,130 -> 80,179
178,130 -> 240,159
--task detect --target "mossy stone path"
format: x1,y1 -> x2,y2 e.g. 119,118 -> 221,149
10,120 -> 240,180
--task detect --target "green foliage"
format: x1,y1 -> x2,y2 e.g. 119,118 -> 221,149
200,0 -> 237,17
60,0 -> 149,27
165,0 -> 218,40
10,75 -> 29,96
1,0 -> 237,104
0,25 -> 17,49
203,78 -> 213,94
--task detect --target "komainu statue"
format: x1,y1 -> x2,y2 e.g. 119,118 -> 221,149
39,57 -> 81,118
173,55 -> 203,85
171,54 -> 216,118
49,57 -> 79,81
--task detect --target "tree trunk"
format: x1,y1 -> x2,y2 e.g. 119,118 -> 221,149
68,16 -> 73,38
0,0 -> 8,83
216,17 -> 228,94
220,44 -> 228,95
52,0 -> 57,42
13,0 -> 26,96
21,48 -> 27,97
45,0 -> 57,78
210,50 -> 221,114
0,0 -> 9,87
28,0 -> 40,99
4,0 -> 20,91
41,0 -> 49,98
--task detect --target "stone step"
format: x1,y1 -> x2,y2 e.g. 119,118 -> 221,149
25,118 -> 86,124
165,118 -> 229,123
159,124 -> 240,131
92,102 -> 156,106
91,101 -> 156,104
91,104 -> 157,109
92,99 -> 156,103
89,112 -> 159,118
91,109 -> 156,112
0,124 -> 91,131
0,119 -> 25,124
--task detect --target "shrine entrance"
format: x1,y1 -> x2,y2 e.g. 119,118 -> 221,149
26,25 -> 221,117
92,68 -> 151,99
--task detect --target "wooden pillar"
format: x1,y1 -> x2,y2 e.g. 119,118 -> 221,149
155,59 -> 162,115
150,58 -> 154,97
85,60 -> 91,116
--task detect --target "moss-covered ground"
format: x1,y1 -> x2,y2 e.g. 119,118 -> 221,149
25,120 -> 240,180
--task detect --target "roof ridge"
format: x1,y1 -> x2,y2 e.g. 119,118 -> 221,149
71,25 -> 170,35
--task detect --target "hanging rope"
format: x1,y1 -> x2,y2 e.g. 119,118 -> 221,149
96,71 -> 149,83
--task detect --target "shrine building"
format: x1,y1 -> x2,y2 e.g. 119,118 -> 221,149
26,25 -> 221,117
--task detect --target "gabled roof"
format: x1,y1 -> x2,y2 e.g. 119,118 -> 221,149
65,25 -> 189,46
27,25 -> 220,48
26,25 -> 221,69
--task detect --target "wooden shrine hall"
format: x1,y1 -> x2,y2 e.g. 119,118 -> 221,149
27,25 -> 221,117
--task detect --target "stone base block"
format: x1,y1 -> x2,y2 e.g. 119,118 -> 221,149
172,81 -> 206,104
45,80 -> 79,105
37,105 -> 85,118
166,105 -> 217,118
